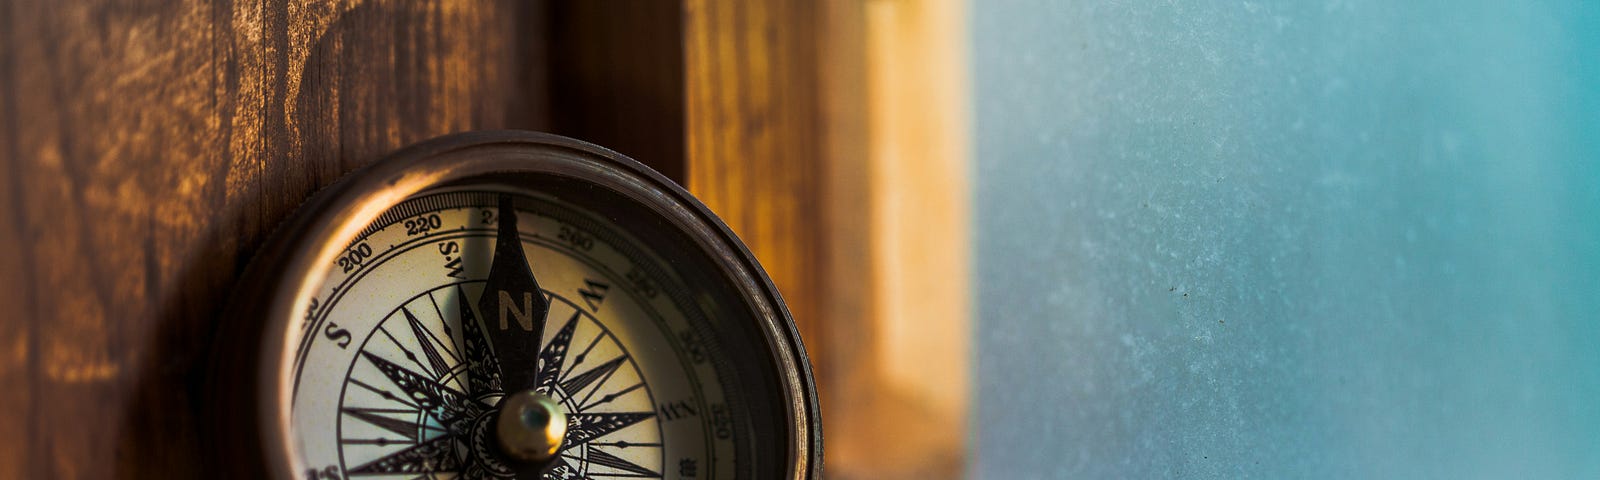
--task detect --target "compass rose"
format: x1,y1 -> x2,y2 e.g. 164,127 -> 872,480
335,197 -> 662,479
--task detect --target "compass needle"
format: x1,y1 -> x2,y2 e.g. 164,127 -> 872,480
476,194 -> 550,395
216,132 -> 816,479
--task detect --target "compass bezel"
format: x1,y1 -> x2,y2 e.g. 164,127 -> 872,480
209,130 -> 820,479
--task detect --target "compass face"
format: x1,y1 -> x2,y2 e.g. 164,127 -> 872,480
297,191 -> 710,479
212,132 -> 818,480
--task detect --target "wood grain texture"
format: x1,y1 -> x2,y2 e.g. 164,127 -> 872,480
0,0 -> 546,477
696,1 -> 970,478
814,4 -> 875,468
683,0 -> 825,368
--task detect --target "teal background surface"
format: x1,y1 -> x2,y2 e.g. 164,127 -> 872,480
971,1 -> 1600,477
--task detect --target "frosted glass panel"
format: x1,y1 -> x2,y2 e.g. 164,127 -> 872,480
971,1 -> 1600,477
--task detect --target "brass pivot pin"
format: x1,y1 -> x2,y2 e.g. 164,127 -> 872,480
495,390 -> 567,463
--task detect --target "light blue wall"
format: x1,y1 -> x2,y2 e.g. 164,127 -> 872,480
971,1 -> 1600,477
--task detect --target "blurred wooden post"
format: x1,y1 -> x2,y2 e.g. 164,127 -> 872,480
683,0 -> 825,356
685,0 -> 970,477
856,0 -> 970,476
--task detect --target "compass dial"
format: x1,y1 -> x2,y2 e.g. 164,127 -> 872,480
210,132 -> 819,480
300,191 -> 707,479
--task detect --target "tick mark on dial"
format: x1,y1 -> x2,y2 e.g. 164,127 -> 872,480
342,437 -> 402,446
350,378 -> 418,409
564,333 -> 606,379
583,383 -> 645,410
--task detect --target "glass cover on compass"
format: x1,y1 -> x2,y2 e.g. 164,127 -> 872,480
210,132 -> 817,480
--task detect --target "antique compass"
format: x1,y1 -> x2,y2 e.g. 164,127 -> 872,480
209,131 -> 820,479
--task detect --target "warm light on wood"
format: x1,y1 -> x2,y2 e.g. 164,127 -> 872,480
685,0 -> 970,477
683,0 -> 825,358
826,0 -> 970,478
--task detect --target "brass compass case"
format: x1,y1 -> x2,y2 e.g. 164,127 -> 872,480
208,131 -> 821,479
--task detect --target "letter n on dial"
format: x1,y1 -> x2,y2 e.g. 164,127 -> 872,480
476,194 -> 550,394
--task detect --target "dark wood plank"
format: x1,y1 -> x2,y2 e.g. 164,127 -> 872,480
0,0 -> 546,477
684,0 -> 825,365
546,0 -> 685,182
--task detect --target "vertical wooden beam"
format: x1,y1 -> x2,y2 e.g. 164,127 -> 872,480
848,0 -> 971,477
546,0 -> 686,181
685,0 -> 968,477
685,0 -> 969,477
683,0 -> 824,358
815,0 -> 877,475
